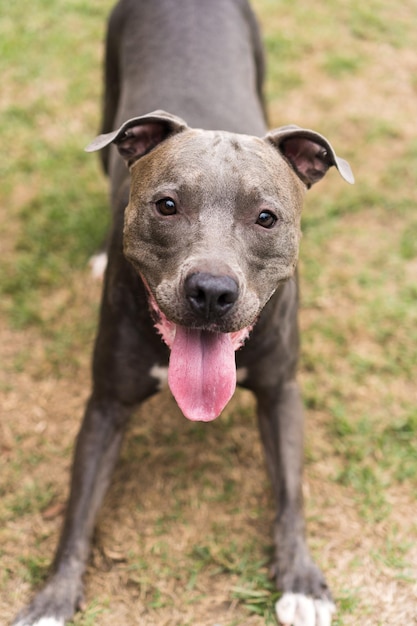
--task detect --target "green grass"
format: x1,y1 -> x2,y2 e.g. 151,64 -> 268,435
4,481 -> 55,521
0,0 -> 111,330
18,555 -> 50,587
70,600 -> 110,626
2,0 -> 417,624
0,147 -> 109,324
189,542 -> 280,622
322,53 -> 363,78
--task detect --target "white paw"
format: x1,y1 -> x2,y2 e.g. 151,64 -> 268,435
89,251 -> 108,279
14,618 -> 64,626
276,593 -> 335,626
150,364 -> 169,390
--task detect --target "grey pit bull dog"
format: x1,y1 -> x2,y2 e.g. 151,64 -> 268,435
13,1 -> 353,625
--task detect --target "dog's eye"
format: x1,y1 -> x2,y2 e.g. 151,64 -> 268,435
156,197 -> 177,216
256,210 -> 277,229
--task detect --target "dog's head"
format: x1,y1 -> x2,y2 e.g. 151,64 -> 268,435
86,111 -> 353,421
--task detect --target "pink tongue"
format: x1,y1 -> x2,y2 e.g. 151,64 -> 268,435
168,326 -> 236,422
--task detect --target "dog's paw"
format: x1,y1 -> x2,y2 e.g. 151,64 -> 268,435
89,251 -> 108,280
276,593 -> 335,626
13,618 -> 64,626
11,575 -> 83,626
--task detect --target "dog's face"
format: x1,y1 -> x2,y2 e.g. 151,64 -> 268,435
86,111 -> 353,421
123,128 -> 306,334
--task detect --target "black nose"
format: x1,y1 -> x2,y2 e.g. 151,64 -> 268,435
185,272 -> 239,320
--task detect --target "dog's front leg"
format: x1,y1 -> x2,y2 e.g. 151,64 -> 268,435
13,395 -> 131,626
257,380 -> 335,626
52,396 -> 131,609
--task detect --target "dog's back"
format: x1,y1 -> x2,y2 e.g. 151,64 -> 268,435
101,0 -> 267,184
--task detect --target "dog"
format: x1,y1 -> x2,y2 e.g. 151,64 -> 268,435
13,1 -> 353,624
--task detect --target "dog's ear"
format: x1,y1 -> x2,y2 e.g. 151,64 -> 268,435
85,110 -> 189,167
265,125 -> 354,188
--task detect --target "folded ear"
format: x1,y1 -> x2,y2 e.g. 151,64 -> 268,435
85,110 -> 189,167
265,124 -> 354,188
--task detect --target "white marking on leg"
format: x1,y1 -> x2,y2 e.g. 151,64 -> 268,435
315,599 -> 335,626
236,367 -> 248,383
294,595 -> 315,626
150,364 -> 168,390
276,593 -> 335,625
89,252 -> 108,280
276,592 -> 296,624
14,618 -> 64,626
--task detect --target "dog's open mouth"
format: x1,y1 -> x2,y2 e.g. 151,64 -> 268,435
168,325 -> 249,422
147,289 -> 250,421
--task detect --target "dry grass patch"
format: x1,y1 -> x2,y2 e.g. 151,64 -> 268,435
1,0 -> 417,624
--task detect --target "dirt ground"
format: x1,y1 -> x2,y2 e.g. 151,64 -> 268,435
2,290 -> 416,625
2,1 -> 417,625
